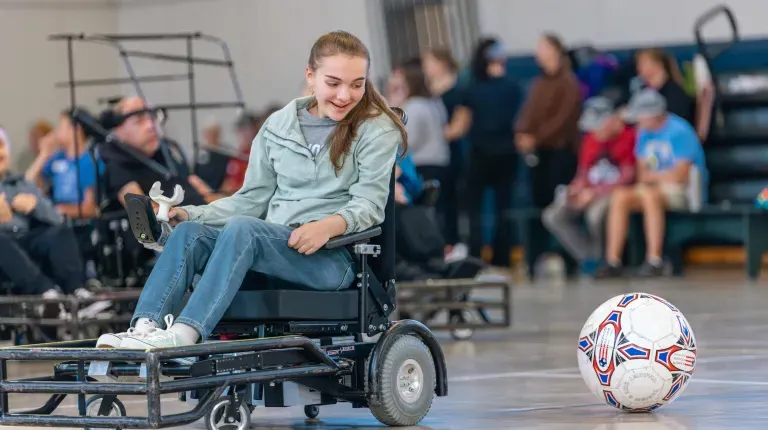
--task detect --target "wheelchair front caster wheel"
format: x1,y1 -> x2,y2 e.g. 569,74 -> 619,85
304,405 -> 320,419
206,396 -> 251,430
368,335 -> 436,426
85,395 -> 126,430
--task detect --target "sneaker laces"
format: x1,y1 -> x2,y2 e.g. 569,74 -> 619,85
137,315 -> 175,338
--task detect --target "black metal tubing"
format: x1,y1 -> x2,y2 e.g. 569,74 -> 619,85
694,4 -> 739,62
367,319 -> 448,403
89,32 -> 204,40
48,31 -> 246,177
54,74 -> 189,88
0,334 -> 352,428
155,101 -> 244,111
0,381 -> 145,395
121,50 -> 232,67
0,347 -> 146,362
693,4 -> 740,114
159,364 -> 337,394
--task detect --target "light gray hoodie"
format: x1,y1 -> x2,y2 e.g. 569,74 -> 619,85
181,97 -> 402,234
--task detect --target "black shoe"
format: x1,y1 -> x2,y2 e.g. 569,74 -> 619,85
594,263 -> 625,279
635,260 -> 665,277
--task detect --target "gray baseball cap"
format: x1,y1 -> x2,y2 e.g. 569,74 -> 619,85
622,88 -> 667,122
578,96 -> 615,132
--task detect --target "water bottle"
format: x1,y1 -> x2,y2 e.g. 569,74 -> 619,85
686,167 -> 702,213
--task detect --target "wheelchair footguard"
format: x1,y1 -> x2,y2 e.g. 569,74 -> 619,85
397,273 -> 512,341
0,319 -> 447,429
0,289 -> 142,346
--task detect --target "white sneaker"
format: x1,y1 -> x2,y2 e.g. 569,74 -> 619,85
74,288 -> 113,319
38,289 -> 64,317
119,315 -> 184,350
445,243 -> 468,263
95,319 -> 158,348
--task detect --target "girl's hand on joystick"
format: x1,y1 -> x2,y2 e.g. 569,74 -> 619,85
167,207 -> 189,226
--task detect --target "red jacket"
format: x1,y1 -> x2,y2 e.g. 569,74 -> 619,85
571,125 -> 636,195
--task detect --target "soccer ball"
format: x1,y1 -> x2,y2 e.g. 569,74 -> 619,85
577,293 -> 697,412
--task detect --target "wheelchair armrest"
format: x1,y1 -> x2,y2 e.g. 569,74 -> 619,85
324,226 -> 382,249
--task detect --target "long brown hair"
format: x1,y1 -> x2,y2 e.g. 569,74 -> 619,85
307,30 -> 408,173
541,32 -> 572,71
636,48 -> 686,88
399,62 -> 431,98
423,47 -> 459,73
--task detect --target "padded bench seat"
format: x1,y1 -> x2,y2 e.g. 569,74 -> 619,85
222,289 -> 359,321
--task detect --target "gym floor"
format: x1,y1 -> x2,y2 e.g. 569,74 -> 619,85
3,269 -> 767,429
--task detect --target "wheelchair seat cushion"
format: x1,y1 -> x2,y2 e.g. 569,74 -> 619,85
222,289 -> 359,321
221,271 -> 359,321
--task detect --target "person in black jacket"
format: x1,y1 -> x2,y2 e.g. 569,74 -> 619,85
634,48 -> 695,126
448,37 -> 524,267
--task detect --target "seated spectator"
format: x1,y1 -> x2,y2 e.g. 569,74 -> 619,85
0,128 -> 110,316
542,97 -> 636,275
515,33 -> 583,209
597,89 -> 708,278
194,120 -> 230,192
98,96 -> 212,211
633,48 -> 696,126
25,110 -> 103,220
395,152 -> 423,206
389,63 -> 450,225
220,110 -> 262,195
15,120 -> 53,172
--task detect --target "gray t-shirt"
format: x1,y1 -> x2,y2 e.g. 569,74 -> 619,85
402,96 -> 450,167
298,107 -> 338,156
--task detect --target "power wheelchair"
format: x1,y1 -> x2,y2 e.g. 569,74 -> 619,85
0,111 -> 449,429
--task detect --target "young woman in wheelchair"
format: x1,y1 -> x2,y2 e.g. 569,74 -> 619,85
96,30 -> 407,350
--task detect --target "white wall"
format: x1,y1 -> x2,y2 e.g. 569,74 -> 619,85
116,0 -> 388,154
477,0 -> 768,54
0,0 -> 119,169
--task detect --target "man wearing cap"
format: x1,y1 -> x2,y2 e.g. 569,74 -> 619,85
542,96 -> 636,276
597,89 -> 708,278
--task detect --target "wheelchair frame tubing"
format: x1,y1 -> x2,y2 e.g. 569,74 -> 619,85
0,336 -> 347,428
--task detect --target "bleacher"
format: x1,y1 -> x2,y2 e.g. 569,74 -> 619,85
507,5 -> 768,279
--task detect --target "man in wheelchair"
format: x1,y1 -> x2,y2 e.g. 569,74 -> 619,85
98,96 -> 226,214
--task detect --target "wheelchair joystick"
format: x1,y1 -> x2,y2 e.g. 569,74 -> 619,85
148,182 -> 185,222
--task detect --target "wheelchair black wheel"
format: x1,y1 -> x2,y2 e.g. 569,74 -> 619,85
304,404 -> 320,419
205,396 -> 251,430
84,395 -> 126,430
367,334 -> 436,426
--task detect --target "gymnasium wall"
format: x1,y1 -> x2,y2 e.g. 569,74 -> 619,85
476,0 -> 768,54
0,0 -> 119,168
115,0 -> 388,153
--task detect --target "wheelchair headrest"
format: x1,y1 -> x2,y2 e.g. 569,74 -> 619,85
390,107 -> 408,126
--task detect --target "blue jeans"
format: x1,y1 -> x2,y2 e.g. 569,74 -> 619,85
131,216 -> 356,338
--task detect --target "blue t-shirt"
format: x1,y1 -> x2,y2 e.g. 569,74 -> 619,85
397,153 -> 423,204
43,151 -> 104,204
635,113 -> 708,202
